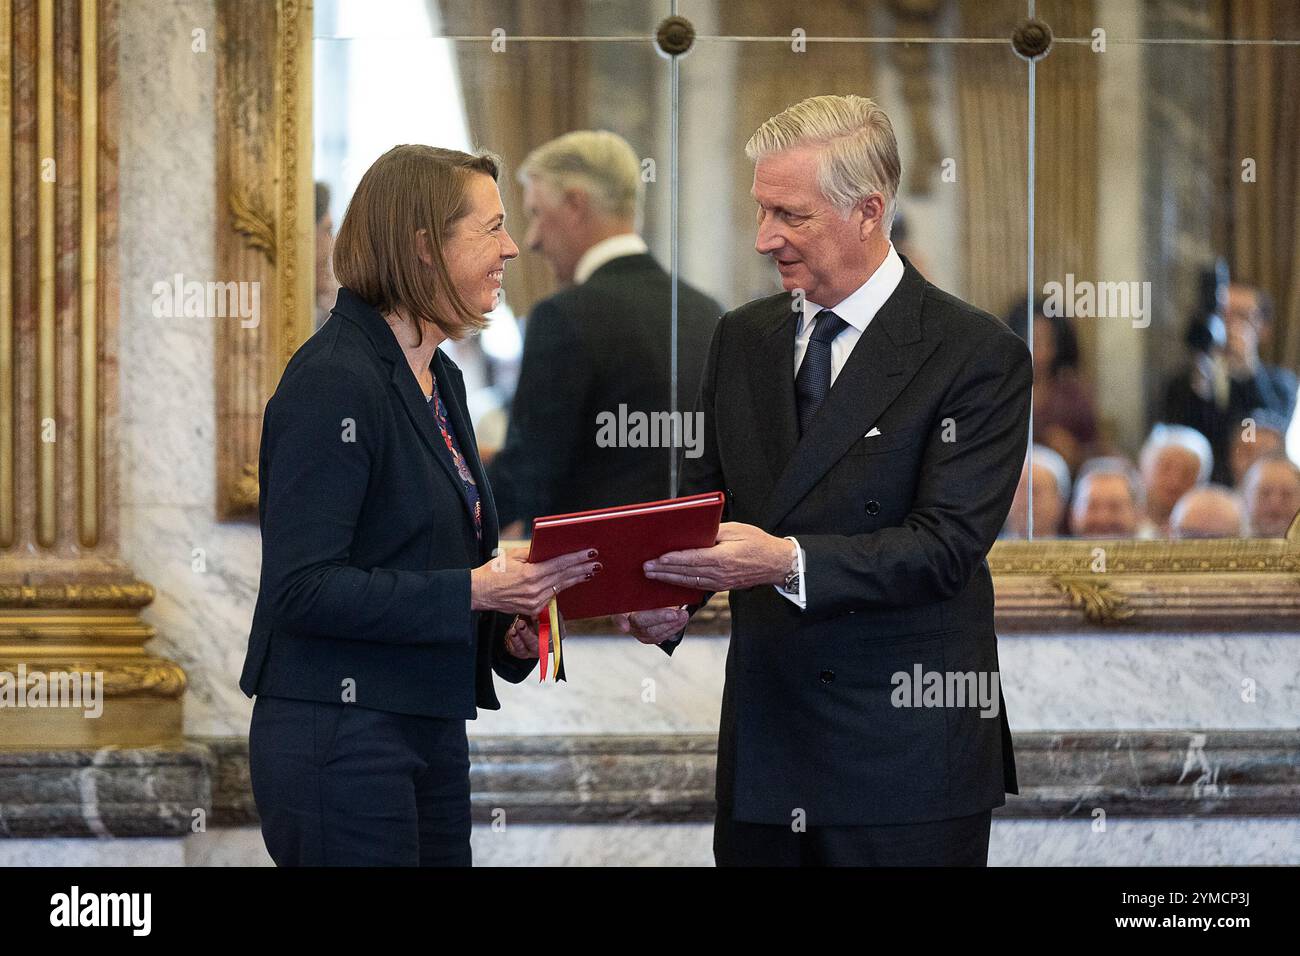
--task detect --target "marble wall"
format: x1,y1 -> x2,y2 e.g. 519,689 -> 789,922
117,0 -> 262,740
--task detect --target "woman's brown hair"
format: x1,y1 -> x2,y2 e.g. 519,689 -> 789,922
332,144 -> 501,343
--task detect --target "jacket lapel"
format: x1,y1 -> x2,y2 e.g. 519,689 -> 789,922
433,349 -> 499,553
762,260 -> 940,529
334,289 -> 481,536
388,358 -> 479,535
747,296 -> 801,488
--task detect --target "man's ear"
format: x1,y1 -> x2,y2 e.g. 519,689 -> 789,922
414,228 -> 435,268
563,187 -> 591,219
857,194 -> 885,241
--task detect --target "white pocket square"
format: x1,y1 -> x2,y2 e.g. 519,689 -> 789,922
865,426 -> 882,438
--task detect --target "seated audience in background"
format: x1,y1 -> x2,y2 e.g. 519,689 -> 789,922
1227,407 -> 1288,488
1163,281 -> 1296,484
1003,444 -> 1070,538
1140,423 -> 1213,535
1070,456 -> 1152,538
1006,297 -> 1098,474
487,130 -> 722,536
1168,485 -> 1247,539
1241,454 -> 1300,538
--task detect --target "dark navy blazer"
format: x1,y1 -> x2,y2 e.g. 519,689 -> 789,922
239,288 -> 534,718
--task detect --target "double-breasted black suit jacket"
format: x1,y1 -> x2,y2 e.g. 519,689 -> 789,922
676,257 -> 1032,826
239,288 -> 534,719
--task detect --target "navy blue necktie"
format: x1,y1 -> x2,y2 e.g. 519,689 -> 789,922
795,309 -> 849,435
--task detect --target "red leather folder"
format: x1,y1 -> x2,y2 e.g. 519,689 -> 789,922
526,491 -> 726,621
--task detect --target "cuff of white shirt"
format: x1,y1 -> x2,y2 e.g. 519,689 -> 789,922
774,535 -> 806,610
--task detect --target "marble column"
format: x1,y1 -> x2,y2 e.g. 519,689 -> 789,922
0,0 -> 185,748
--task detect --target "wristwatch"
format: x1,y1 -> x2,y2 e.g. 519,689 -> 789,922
781,537 -> 801,593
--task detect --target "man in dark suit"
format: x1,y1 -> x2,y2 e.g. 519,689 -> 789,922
621,95 -> 1032,866
487,130 -> 721,534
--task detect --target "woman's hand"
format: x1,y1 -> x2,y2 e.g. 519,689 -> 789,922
470,547 -> 600,617
503,616 -> 540,659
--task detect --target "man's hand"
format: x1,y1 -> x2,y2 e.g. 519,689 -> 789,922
503,615 -> 540,659
642,522 -> 794,592
614,607 -> 690,645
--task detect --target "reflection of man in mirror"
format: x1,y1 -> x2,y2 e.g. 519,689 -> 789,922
1169,485 -> 1247,539
1139,424 -> 1212,535
1242,455 -> 1300,538
1069,456 -> 1152,539
622,95 -> 1032,866
1002,444 -> 1069,538
487,131 -> 722,537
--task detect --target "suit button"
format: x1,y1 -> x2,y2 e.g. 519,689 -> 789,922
865,499 -> 881,515
819,670 -> 835,684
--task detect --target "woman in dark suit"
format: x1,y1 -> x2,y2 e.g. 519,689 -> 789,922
240,145 -> 601,866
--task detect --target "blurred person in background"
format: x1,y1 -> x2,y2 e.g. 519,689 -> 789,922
1168,485 -> 1247,539
1003,444 -> 1069,538
314,181 -> 339,330
1070,456 -> 1152,538
1227,407 -> 1288,488
1140,423 -> 1213,535
1242,454 -> 1300,538
1005,297 -> 1098,474
487,130 -> 722,537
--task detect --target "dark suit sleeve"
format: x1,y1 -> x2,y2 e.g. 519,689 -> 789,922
486,300 -> 594,526
798,328 -> 1032,620
259,363 -> 473,645
657,316 -> 729,656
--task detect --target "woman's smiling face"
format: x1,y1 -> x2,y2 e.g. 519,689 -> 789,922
442,172 -> 520,315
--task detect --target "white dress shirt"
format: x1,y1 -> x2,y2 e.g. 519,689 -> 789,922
573,233 -> 650,285
776,243 -> 906,610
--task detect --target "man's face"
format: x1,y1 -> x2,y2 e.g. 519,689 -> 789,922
1007,462 -> 1064,537
1226,283 -> 1263,357
751,146 -> 880,306
443,173 -> 519,314
1074,473 -> 1139,537
1247,461 -> 1300,537
1230,426 -> 1284,486
1144,446 -> 1202,518
522,175 -> 582,284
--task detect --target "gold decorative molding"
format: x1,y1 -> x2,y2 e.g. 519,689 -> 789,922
0,659 -> 186,698
522,524 -> 1300,635
0,581 -> 155,609
214,0 -> 313,521
0,0 -> 13,549
228,189 -> 276,263
1051,576 -> 1134,625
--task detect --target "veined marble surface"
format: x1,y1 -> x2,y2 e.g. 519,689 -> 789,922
6,819 -> 1297,867
473,632 -> 1300,736
117,0 -> 263,740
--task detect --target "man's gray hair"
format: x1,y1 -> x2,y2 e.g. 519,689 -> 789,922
1073,456 -> 1146,514
1029,444 -> 1072,505
745,94 -> 901,236
1140,423 -> 1214,484
518,129 -> 643,222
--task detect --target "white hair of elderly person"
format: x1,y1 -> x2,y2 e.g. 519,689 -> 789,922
1168,484 -> 1248,539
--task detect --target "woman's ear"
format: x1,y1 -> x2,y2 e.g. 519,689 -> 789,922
414,228 -> 435,268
